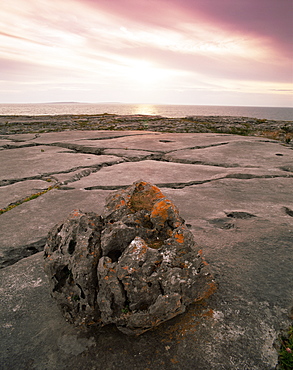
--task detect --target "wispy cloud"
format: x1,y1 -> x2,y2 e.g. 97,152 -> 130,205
0,0 -> 292,105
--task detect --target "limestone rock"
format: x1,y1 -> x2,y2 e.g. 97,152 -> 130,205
44,210 -> 103,326
44,181 -> 215,335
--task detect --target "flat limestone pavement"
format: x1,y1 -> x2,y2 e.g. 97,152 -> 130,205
0,130 -> 293,369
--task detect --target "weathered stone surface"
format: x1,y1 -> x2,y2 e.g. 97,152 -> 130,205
44,210 -> 103,326
0,179 -> 50,209
0,145 -> 122,184
1,130 -> 292,369
44,181 -> 215,335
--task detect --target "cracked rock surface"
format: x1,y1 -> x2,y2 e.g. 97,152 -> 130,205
44,181 -> 215,335
1,128 -> 293,369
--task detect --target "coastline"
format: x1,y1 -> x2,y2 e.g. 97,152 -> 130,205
0,114 -> 292,143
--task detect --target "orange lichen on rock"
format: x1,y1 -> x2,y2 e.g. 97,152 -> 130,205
170,357 -> 179,364
151,199 -> 171,225
115,199 -> 126,209
196,280 -> 217,302
174,231 -> 184,244
128,182 -> 165,212
69,209 -> 82,219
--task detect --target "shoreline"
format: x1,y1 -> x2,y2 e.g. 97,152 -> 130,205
0,113 -> 292,143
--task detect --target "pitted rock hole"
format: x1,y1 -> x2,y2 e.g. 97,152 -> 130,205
44,180 -> 215,335
225,211 -> 257,219
52,265 -> 72,293
283,207 -> 293,217
107,249 -> 122,262
68,240 -> 76,254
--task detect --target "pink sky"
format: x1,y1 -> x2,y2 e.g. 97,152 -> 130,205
0,0 -> 292,106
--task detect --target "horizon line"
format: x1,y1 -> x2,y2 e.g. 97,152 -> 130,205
0,102 -> 292,109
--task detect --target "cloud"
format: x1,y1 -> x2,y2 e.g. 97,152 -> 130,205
0,0 -> 291,105
81,0 -> 292,50
175,0 -> 293,54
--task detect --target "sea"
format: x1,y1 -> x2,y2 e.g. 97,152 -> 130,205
0,103 -> 292,121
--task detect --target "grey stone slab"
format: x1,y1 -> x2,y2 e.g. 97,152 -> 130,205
52,168 -> 95,184
23,130 -> 155,145
4,133 -> 38,141
0,253 -> 92,370
166,140 -> 293,169
66,160 -> 289,190
0,188 -> 111,267
160,179 -> 293,263
0,145 -> 122,181
161,177 -> 293,223
0,139 -> 13,147
0,180 -> 51,209
103,148 -> 155,160
69,160 -> 232,189
64,132 -> 255,153
48,159 -> 126,185
0,140 -> 38,149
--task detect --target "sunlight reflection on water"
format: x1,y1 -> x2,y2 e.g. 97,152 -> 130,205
0,103 -> 292,120
132,104 -> 159,116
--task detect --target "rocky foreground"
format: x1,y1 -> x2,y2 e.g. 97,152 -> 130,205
44,181 -> 216,336
0,120 -> 292,369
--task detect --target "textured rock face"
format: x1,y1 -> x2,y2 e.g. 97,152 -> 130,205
44,181 -> 215,335
44,211 -> 103,325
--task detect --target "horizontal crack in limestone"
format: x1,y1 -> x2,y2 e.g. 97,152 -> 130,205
2,143 -> 41,150
225,173 -> 293,179
0,237 -> 47,269
0,159 -> 124,187
166,141 -> 230,154
0,176 -> 45,187
82,133 -> 160,141
160,157 -> 243,168
57,160 -> 127,187
51,142 -> 165,156
84,184 -> 130,190
84,178 -> 226,191
51,142 -> 103,154
84,172 -> 293,191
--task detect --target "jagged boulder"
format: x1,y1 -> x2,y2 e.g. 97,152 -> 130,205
44,180 -> 215,335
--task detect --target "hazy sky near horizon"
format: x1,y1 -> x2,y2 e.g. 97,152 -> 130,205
1,0 -> 292,106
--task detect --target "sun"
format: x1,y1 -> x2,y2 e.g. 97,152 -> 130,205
126,60 -> 168,85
